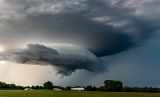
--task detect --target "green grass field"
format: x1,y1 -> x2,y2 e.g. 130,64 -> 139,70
0,90 -> 160,97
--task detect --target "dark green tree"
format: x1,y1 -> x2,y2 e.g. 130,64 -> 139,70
104,80 -> 123,92
43,81 -> 53,89
31,85 -> 35,89
97,86 -> 107,91
84,85 -> 97,91
65,86 -> 72,90
85,85 -> 92,91
9,84 -> 16,89
122,86 -> 132,92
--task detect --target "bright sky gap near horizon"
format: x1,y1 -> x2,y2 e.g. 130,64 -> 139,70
0,0 -> 160,87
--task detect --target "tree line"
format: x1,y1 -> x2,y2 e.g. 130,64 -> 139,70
1,80 -> 160,93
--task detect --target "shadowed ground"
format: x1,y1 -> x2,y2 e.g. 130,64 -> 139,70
0,90 -> 160,97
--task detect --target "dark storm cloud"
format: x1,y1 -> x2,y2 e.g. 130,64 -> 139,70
0,44 -> 105,76
0,0 -> 160,75
1,0 -> 159,56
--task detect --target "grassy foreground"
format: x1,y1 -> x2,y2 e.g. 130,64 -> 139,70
0,90 -> 160,97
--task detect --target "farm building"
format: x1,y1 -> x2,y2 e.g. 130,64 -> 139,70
24,88 -> 33,90
71,88 -> 84,91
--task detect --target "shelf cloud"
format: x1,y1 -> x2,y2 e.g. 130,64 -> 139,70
0,44 -> 105,76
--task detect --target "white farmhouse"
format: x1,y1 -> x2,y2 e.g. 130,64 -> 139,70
71,88 -> 84,91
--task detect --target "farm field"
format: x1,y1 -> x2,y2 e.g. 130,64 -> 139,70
0,90 -> 160,97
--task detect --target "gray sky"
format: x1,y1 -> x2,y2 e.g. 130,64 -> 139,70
0,0 -> 160,87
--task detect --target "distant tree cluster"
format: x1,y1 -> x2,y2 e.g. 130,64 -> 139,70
31,85 -> 43,90
65,80 -> 160,93
122,86 -> 160,93
0,82 -> 24,90
0,81 -> 63,90
1,80 -> 160,93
